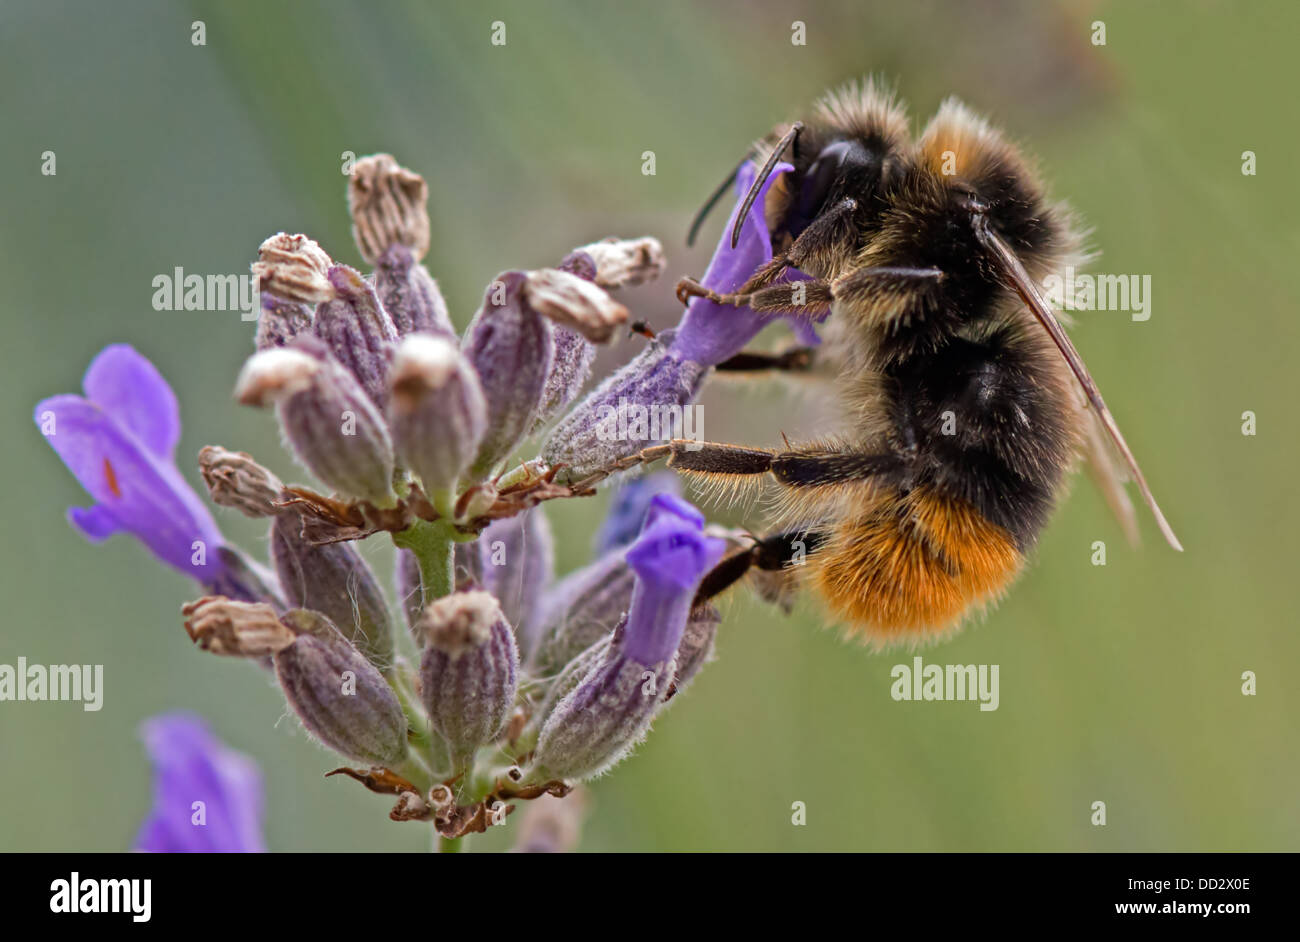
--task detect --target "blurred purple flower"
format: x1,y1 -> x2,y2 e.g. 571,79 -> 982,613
34,344 -> 226,585
592,471 -> 683,556
135,712 -> 266,853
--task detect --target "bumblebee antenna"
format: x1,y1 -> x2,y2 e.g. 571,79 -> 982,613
687,155 -> 750,248
730,122 -> 802,250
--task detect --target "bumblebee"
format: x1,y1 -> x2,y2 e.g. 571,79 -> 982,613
661,80 -> 1181,645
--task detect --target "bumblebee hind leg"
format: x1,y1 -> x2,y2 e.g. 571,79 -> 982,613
694,530 -> 826,606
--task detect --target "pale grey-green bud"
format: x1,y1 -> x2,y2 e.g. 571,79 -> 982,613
273,610 -> 408,766
388,334 -> 487,494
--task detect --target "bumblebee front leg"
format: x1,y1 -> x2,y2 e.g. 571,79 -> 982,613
675,275 -> 833,316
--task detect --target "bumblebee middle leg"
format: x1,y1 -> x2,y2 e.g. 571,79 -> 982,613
667,441 -> 904,489
714,346 -> 816,374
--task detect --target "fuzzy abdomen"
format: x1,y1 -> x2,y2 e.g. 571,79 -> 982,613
810,486 -> 1022,644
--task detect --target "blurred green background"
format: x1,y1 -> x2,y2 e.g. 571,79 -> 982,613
1,0 -> 1296,852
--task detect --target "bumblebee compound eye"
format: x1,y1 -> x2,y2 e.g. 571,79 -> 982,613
791,139 -> 879,237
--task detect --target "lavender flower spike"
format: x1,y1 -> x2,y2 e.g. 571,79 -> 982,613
135,712 -> 266,853
34,344 -> 227,586
529,495 -> 725,782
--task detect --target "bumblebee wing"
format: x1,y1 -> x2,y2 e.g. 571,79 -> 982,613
973,217 -> 1183,551
1082,403 -> 1141,547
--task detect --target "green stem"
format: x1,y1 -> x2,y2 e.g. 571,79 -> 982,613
393,518 -> 457,602
438,835 -> 465,853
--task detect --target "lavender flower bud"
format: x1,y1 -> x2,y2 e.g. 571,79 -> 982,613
182,595 -> 295,657
388,334 -> 487,494
461,271 -> 553,476
478,508 -> 554,656
256,293 -> 312,350
529,500 -> 725,782
375,244 -> 455,338
532,243 -> 647,429
672,603 -> 720,695
199,445 -> 285,518
535,326 -> 596,429
541,328 -> 709,478
313,265 -> 399,409
251,232 -> 334,304
417,591 -> 519,766
270,514 -> 393,667
531,555 -> 634,675
530,650 -> 665,784
535,627 -> 615,728
347,153 -> 431,265
274,609 -> 407,766
234,339 -> 396,505
569,236 -> 665,289
522,268 -> 628,344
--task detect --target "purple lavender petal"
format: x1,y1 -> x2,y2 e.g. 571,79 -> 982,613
528,494 -> 723,785
81,344 -> 181,461
620,508 -> 725,667
134,713 -> 266,853
35,393 -> 224,582
68,503 -> 122,541
668,161 -> 796,366
593,472 -> 683,555
642,491 -> 706,531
